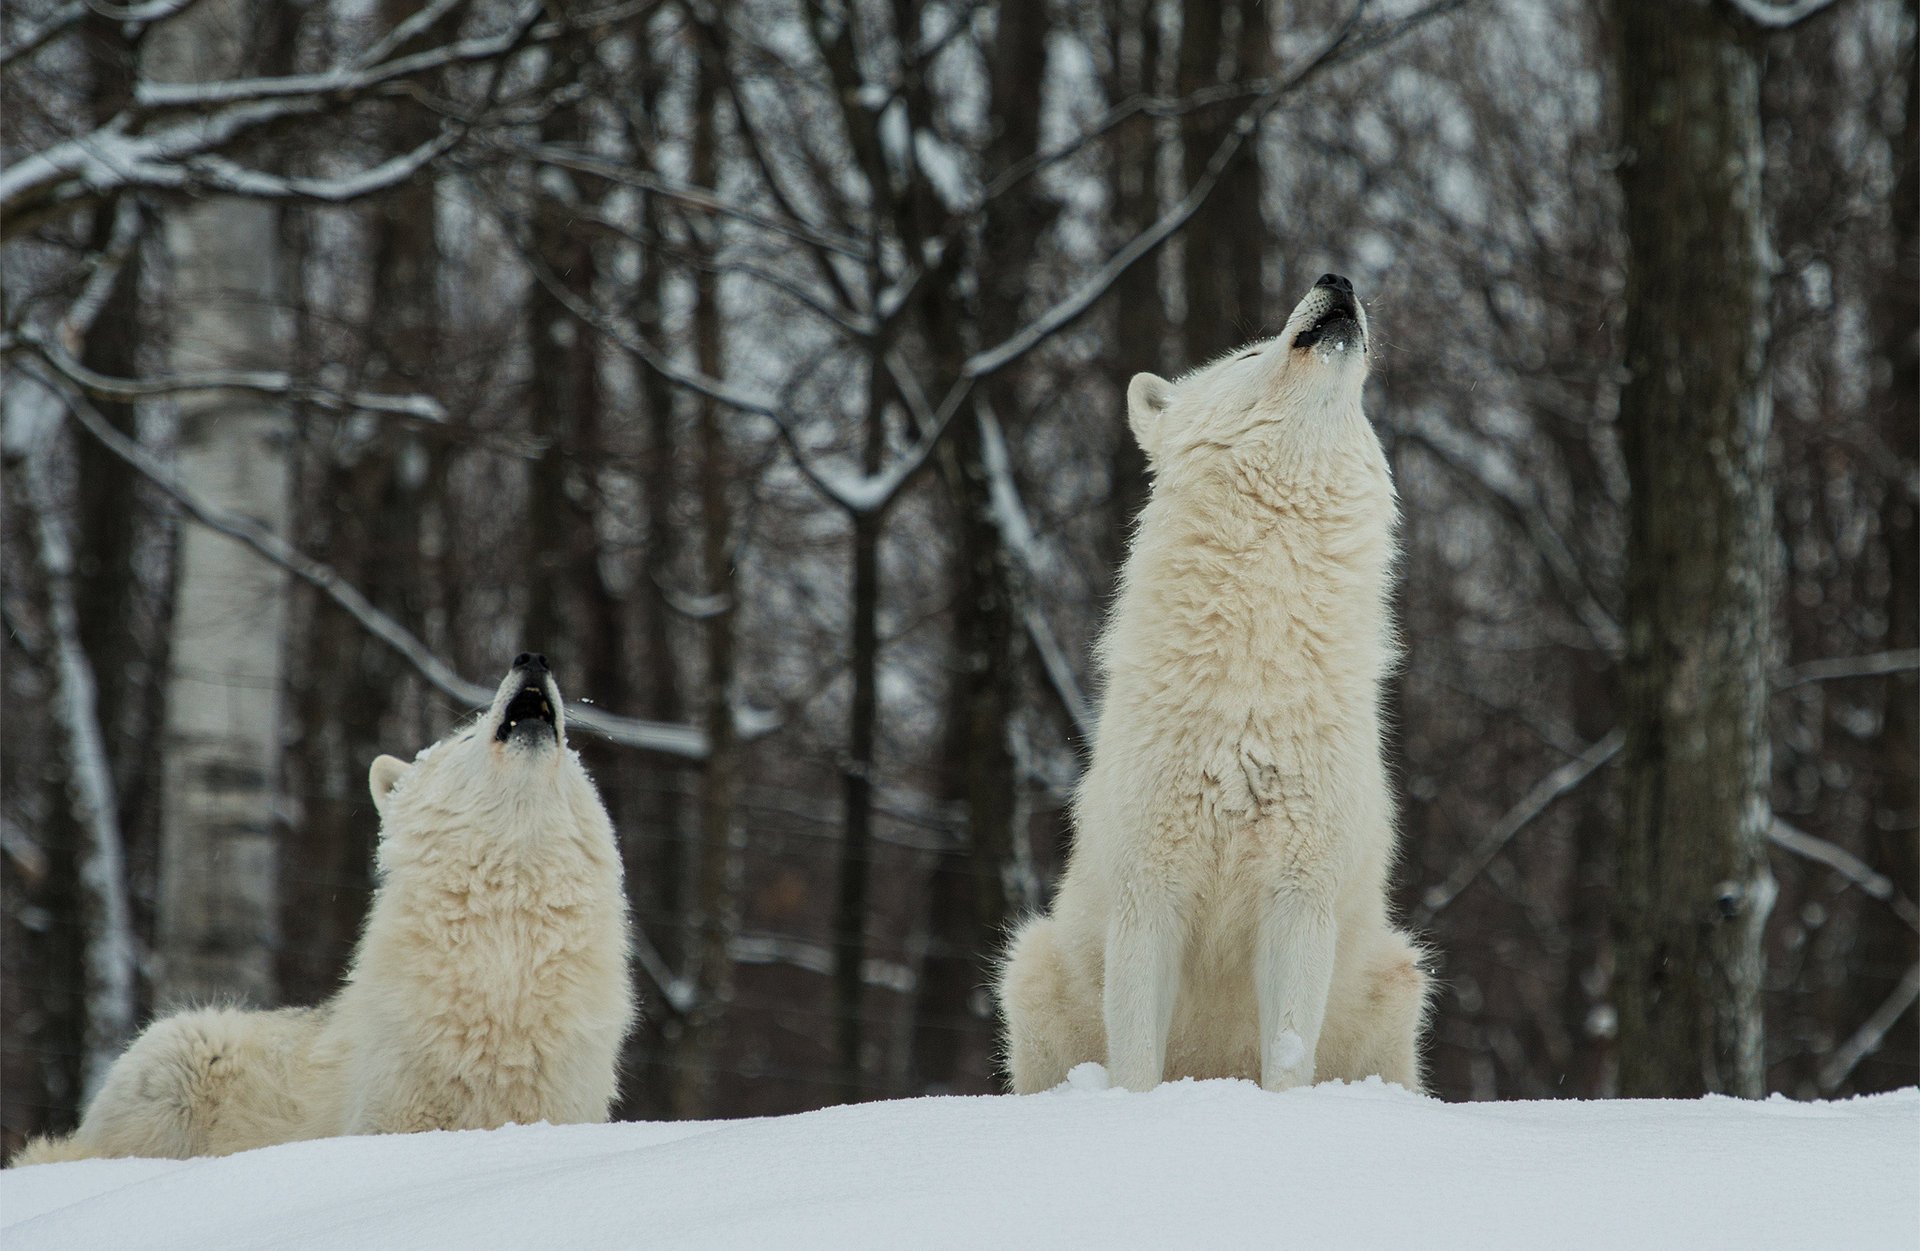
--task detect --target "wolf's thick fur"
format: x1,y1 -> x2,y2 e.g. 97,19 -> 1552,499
997,278 -> 1430,1095
14,662 -> 635,1165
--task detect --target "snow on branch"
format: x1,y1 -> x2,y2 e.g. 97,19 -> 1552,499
57,197 -> 146,351
3,101 -> 322,238
976,407 -> 1095,741
32,367 -> 726,762
8,327 -> 449,425
2,0 -> 658,236
0,0 -> 197,69
183,130 -> 462,203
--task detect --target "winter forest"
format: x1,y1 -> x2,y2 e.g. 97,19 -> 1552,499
0,0 -> 1915,1160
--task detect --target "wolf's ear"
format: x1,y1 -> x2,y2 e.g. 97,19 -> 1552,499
1127,373 -> 1173,465
369,755 -> 411,814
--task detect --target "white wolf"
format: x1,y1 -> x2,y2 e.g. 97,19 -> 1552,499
14,655 -> 635,1164
997,275 -> 1430,1095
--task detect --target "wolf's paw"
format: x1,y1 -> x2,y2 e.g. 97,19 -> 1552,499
1061,1062 -> 1112,1093
1262,1029 -> 1312,1091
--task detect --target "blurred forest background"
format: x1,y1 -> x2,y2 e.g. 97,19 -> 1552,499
1,0 -> 1914,1154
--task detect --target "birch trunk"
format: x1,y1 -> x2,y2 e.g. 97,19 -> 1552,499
1611,0 -> 1775,1099
147,0 -> 293,1010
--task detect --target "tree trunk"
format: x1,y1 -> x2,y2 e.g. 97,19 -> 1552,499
933,0 -> 1056,1088
1853,0 -> 1918,1091
673,39 -> 740,1119
833,347 -> 889,1100
1610,0 -> 1774,1099
147,0 -> 294,1010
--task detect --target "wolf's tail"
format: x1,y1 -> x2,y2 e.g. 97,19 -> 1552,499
10,1133 -> 96,1167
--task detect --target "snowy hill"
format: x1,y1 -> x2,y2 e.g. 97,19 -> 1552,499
5,1072 -> 1914,1249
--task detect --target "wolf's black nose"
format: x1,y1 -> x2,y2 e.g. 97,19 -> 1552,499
513,652 -> 550,674
1315,273 -> 1353,295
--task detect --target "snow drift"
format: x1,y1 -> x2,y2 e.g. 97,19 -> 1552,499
5,1073 -> 1914,1249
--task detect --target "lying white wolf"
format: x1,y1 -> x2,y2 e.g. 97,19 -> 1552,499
15,656 -> 635,1164
998,275 -> 1430,1094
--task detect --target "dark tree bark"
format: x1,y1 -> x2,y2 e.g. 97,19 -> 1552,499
1103,0 -> 1163,567
1177,0 -> 1269,365
1853,0 -> 1919,1090
833,347 -> 890,1099
1611,0 -> 1775,1099
954,0 -> 1055,1079
673,38 -> 741,1119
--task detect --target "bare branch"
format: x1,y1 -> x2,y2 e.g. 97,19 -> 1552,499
2,1 -> 660,236
1772,648 -> 1920,690
729,931 -> 915,993
960,0 -> 1436,383
1769,818 -> 1920,933
0,0 -> 198,70
1414,730 -> 1625,927
32,367 -> 720,762
182,128 -> 462,203
514,142 -> 868,260
1819,963 -> 1920,1091
1398,409 -> 1623,653
512,222 -> 948,518
8,327 -> 449,425
1720,0 -> 1846,29
57,197 -> 146,351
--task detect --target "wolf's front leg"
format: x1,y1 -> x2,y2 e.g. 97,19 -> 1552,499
1103,881 -> 1185,1092
1254,888 -> 1337,1091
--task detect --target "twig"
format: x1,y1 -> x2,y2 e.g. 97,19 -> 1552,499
1721,0 -> 1845,29
1769,818 -> 1920,933
0,0 -> 198,70
8,326 -> 448,424
1819,963 -> 1920,1091
1772,649 -> 1920,690
1414,730 -> 1624,927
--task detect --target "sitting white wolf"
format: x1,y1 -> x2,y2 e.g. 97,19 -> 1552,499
15,655 -> 635,1163
998,275 -> 1430,1095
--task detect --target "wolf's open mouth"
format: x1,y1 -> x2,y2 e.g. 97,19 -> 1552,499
1292,300 -> 1360,350
497,683 -> 557,742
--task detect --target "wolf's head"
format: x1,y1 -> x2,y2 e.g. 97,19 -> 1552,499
1125,273 -> 1375,482
367,654 -> 604,846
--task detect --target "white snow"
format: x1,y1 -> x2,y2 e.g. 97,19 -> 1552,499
5,1077 -> 1914,1250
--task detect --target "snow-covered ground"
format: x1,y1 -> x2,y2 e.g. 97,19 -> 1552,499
6,1071 -> 1914,1249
